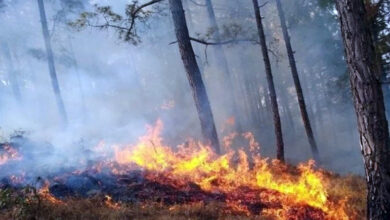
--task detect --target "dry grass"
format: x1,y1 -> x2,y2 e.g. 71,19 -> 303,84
326,174 -> 366,219
0,175 -> 366,220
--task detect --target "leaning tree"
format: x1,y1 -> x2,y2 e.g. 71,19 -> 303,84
71,0 -> 221,153
251,0 -> 285,161
275,0 -> 320,162
37,0 -> 68,125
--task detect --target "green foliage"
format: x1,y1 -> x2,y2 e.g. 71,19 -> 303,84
317,0 -> 335,10
0,188 -> 13,209
53,0 -> 85,25
60,0 -> 84,12
0,186 -> 42,219
70,1 -> 165,45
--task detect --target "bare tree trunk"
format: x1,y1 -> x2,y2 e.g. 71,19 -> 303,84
279,85 -> 295,136
252,0 -> 284,161
336,0 -> 390,219
2,43 -> 21,102
182,0 -> 205,74
68,37 -> 87,121
244,72 -> 261,128
263,84 -> 272,124
204,0 -> 243,132
275,0 -> 320,161
168,0 -> 220,154
37,0 -> 68,125
300,70 -> 319,141
254,83 -> 267,127
275,65 -> 295,136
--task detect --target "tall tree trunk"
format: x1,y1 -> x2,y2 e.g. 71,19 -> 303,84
251,0 -> 284,161
275,0 -> 320,161
254,83 -> 267,127
204,0 -> 243,133
370,2 -> 390,122
279,85 -> 295,136
2,43 -> 21,102
182,0 -> 205,74
244,71 -> 261,128
300,70 -> 319,142
68,37 -> 87,121
168,0 -> 220,154
336,0 -> 390,219
275,64 -> 295,136
37,0 -> 68,125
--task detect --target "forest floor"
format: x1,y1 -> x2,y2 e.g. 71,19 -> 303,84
0,174 -> 366,220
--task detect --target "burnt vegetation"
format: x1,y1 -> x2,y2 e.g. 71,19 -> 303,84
0,0 -> 389,219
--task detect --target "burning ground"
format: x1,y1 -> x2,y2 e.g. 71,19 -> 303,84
0,121 -> 366,219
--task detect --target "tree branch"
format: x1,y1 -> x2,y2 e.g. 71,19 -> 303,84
169,37 -> 256,45
127,0 -> 164,39
259,2 -> 268,8
71,0 -> 165,44
188,0 -> 206,7
134,0 -> 164,15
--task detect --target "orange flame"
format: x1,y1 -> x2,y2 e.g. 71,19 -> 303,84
38,181 -> 64,205
0,145 -> 21,165
104,195 -> 120,209
113,120 -> 349,219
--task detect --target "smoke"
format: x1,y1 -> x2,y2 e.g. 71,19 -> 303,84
0,0 -> 364,179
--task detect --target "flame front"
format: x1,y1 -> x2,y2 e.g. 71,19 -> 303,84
0,120 -> 358,219
114,120 -> 349,219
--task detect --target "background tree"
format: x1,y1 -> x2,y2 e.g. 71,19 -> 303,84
275,0 -> 320,161
203,0 -> 243,133
168,0 -> 220,153
37,0 -> 68,125
71,0 -> 221,153
1,42 -> 21,102
252,0 -> 284,161
62,0 -> 370,171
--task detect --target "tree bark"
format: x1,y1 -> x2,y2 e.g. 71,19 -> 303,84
168,0 -> 220,154
204,0 -> 243,133
275,0 -> 320,162
37,0 -> 68,125
336,0 -> 390,219
251,0 -> 284,161
2,42 -> 21,102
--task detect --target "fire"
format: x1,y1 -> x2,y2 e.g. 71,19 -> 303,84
0,120 -> 361,219
104,195 -> 120,209
0,144 -> 21,165
38,181 -> 64,205
221,116 -> 236,133
114,120 -> 349,219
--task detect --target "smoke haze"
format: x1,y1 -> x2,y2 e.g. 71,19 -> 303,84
0,0 -> 364,180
